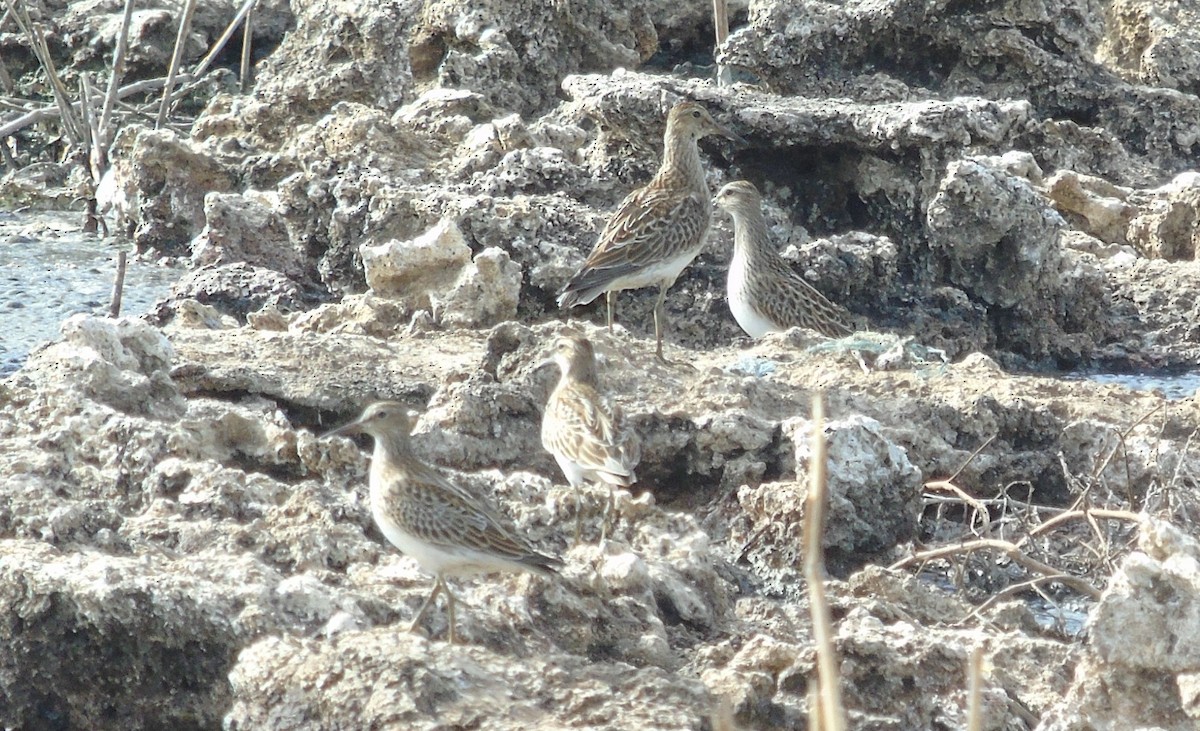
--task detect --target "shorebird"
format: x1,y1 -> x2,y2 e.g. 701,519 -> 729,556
324,401 -> 561,643
715,180 -> 854,339
557,100 -> 744,363
541,334 -> 641,542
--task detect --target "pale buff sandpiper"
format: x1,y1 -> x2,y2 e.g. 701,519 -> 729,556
558,100 -> 744,363
324,402 -> 561,643
715,180 -> 854,339
541,334 -> 641,542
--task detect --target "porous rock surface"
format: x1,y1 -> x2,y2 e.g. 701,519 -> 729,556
4,0 -> 1200,729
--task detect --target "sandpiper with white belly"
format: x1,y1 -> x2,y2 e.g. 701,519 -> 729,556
541,334 -> 641,542
324,401 -> 561,643
558,101 -> 744,363
715,180 -> 854,339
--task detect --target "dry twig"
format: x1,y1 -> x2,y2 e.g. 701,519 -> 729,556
712,0 -> 731,87
0,73 -> 197,140
6,0 -> 84,144
955,573 -> 1078,627
1028,508 -> 1143,538
184,0 -> 257,88
156,0 -> 200,128
889,538 -> 1101,600
109,250 -> 127,317
922,435 -> 997,537
804,392 -> 847,731
240,1 -> 254,92
98,0 -> 136,169
967,645 -> 983,731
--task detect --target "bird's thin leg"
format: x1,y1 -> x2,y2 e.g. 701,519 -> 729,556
573,483 -> 585,546
409,576 -> 443,636
606,291 -> 615,331
653,284 -> 668,362
443,577 -> 459,644
599,485 -> 616,543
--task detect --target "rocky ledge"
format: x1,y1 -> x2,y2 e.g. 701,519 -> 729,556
2,0 -> 1200,729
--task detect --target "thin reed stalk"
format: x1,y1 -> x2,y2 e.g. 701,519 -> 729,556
109,250 -> 127,316
155,0 -> 200,128
712,0 -> 731,86
0,73 -> 196,139
184,0 -> 257,87
79,72 -> 107,233
240,1 -> 254,92
6,0 -> 84,144
967,645 -> 983,731
98,0 -> 136,163
804,392 -> 847,731
78,72 -> 100,172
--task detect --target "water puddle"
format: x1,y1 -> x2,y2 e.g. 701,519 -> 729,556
1074,370 -> 1200,400
0,210 -> 181,377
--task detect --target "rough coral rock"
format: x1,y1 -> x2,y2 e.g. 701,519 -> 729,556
101,126 -> 234,254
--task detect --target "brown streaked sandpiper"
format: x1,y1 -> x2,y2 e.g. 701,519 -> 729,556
541,334 -> 641,542
715,180 -> 854,339
557,100 -> 744,363
324,401 -> 561,643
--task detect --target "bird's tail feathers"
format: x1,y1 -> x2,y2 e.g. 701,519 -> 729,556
522,551 -> 563,578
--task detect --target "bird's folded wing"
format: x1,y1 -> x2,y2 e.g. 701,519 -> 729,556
582,188 -> 708,274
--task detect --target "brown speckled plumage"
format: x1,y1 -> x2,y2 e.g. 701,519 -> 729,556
324,401 -> 559,642
558,101 -> 744,361
716,181 -> 854,339
541,335 -> 640,540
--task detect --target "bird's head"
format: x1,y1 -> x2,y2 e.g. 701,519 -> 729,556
323,400 -> 416,440
667,101 -> 745,145
714,180 -> 763,215
551,334 -> 596,373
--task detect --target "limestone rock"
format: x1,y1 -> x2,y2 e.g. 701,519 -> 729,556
362,220 -> 523,329
361,217 -> 471,302
21,314 -> 180,417
101,125 -> 235,254
1039,518 -> 1200,729
735,414 -> 923,584
0,540 -> 241,731
167,262 -> 311,321
250,0 -> 417,127
1092,519 -> 1200,673
1126,172 -> 1200,260
224,631 -> 715,730
191,191 -> 312,283
927,156 -> 1106,365
722,0 -> 1200,179
927,159 -> 1065,310
1100,0 -> 1200,96
1043,170 -> 1137,246
410,0 -> 656,115
67,0 -> 293,72
433,247 -> 523,328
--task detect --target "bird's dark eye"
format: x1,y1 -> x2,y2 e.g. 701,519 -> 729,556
375,410 -> 388,419
691,110 -> 701,119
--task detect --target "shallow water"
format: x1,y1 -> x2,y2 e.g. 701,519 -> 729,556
1078,370 -> 1200,400
0,210 -> 181,377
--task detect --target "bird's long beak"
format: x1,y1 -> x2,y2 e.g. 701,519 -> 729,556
714,120 -> 747,146
321,419 -> 364,440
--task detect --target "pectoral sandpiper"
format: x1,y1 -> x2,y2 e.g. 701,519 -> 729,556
324,402 -> 561,643
558,101 -> 744,363
715,180 -> 854,339
541,334 -> 641,542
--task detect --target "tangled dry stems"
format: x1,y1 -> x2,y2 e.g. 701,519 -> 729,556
892,402 -> 1200,627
